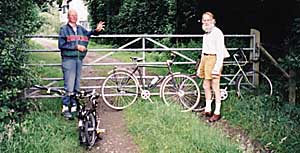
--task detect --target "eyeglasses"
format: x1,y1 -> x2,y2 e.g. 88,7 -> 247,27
198,19 -> 212,23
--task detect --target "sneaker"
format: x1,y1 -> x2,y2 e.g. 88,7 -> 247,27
71,105 -> 77,113
78,120 -> 83,127
71,105 -> 80,117
63,111 -> 73,119
62,105 -> 69,113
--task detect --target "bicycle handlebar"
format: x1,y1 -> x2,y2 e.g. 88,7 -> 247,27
170,53 -> 176,60
233,48 -> 248,65
34,85 -> 65,95
130,53 -> 177,67
233,48 -> 247,59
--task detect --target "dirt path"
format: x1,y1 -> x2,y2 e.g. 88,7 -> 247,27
82,52 -> 139,153
33,38 -> 266,153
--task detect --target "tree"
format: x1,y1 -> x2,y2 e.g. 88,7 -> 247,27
279,18 -> 300,103
87,0 -> 124,34
87,0 -> 177,35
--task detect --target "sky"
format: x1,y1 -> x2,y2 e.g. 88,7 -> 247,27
59,0 -> 88,23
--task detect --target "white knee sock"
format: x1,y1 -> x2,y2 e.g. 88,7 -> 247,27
205,99 -> 212,112
214,101 -> 221,115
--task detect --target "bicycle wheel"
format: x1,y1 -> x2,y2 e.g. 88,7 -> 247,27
78,107 -> 86,145
189,74 -> 205,112
161,74 -> 200,112
78,121 -> 86,145
101,70 -> 138,110
84,112 -> 97,147
237,71 -> 272,98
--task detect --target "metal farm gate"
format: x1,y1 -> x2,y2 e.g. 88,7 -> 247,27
25,32 -> 258,98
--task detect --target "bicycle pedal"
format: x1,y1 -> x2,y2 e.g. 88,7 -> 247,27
96,128 -> 105,134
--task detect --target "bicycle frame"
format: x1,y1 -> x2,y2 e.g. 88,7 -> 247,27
222,48 -> 255,90
192,48 -> 262,102
33,85 -> 103,148
129,63 -> 176,90
111,56 -> 180,93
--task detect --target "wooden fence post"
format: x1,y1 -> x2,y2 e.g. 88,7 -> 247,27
289,70 -> 296,104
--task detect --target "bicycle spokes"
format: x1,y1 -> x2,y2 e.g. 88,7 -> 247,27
102,71 -> 138,110
162,74 -> 200,112
84,113 -> 97,147
237,71 -> 272,97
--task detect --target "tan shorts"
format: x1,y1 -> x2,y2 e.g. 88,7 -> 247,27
197,55 -> 221,79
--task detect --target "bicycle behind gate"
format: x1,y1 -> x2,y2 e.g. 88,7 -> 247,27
34,85 -> 105,148
101,54 -> 201,112
192,48 -> 273,111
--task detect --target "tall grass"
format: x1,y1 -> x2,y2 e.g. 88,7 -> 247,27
222,95 -> 300,152
124,99 -> 242,153
0,99 -> 83,153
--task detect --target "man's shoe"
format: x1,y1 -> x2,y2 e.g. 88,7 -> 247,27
70,105 -> 78,116
63,111 -> 73,119
208,114 -> 221,122
71,105 -> 77,113
201,111 -> 212,117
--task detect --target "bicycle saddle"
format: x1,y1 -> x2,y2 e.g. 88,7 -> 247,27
130,56 -> 144,62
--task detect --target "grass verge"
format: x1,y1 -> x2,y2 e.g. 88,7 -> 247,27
0,99 -> 83,153
124,99 -> 242,153
222,95 -> 300,152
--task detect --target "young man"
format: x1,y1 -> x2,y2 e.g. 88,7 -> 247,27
58,9 -> 105,119
197,12 -> 230,122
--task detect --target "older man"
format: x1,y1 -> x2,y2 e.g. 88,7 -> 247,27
197,12 -> 230,122
58,9 -> 105,119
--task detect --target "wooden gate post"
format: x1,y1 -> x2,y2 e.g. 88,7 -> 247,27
250,29 -> 260,85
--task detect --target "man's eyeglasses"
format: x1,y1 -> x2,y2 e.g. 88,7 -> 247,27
198,19 -> 212,23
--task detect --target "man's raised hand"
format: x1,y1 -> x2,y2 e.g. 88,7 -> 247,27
95,21 -> 105,32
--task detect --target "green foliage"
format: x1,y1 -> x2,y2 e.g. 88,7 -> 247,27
173,40 -> 201,74
0,0 -> 43,38
225,38 -> 248,48
0,0 -> 50,144
88,0 -> 176,35
223,95 -> 300,152
174,0 -> 197,34
113,0 -> 176,34
277,17 -> 300,101
87,0 -> 177,46
37,7 -> 61,35
0,37 -> 38,123
279,18 -> 300,70
87,0 -> 123,34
